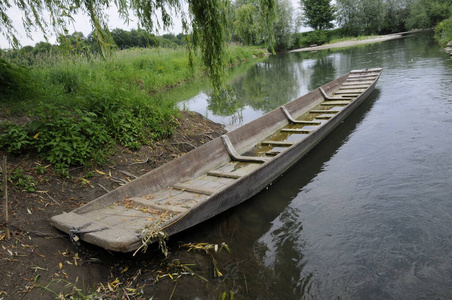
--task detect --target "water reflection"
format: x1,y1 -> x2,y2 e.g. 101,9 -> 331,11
180,54 -> 325,130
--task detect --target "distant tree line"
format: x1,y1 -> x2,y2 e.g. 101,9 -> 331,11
335,0 -> 452,36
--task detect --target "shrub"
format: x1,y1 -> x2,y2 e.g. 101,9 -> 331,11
0,104 -> 112,176
0,58 -> 31,97
305,30 -> 329,46
435,17 -> 452,47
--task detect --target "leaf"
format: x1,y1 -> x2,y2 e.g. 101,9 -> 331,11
96,169 -> 105,175
33,132 -> 41,139
59,262 -> 63,269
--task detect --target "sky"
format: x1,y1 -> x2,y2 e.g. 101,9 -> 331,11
0,0 -> 303,49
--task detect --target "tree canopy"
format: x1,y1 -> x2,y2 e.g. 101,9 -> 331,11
300,0 -> 335,31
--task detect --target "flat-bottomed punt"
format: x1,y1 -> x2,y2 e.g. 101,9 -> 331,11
51,68 -> 383,252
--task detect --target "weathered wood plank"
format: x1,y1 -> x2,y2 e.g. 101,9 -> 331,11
261,140 -> 294,147
321,100 -> 351,106
280,128 -> 312,133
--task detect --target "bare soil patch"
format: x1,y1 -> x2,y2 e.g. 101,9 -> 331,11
0,111 -> 230,299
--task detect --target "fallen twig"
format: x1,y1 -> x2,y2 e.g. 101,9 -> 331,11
46,192 -> 61,205
118,170 -> 138,179
129,157 -> 150,165
98,183 -> 110,193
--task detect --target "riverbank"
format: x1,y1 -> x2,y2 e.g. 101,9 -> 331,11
0,110 -> 229,299
289,30 -> 423,53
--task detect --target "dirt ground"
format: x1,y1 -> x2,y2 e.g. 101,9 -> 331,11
0,111 -> 232,299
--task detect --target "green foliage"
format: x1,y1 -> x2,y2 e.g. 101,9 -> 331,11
0,0 -> 276,92
407,0 -> 452,29
188,0 -> 229,94
306,30 -> 329,45
9,168 -> 37,192
233,0 -> 292,51
0,46 -> 259,176
48,68 -> 82,94
273,0 -> 294,51
0,58 -> 31,97
234,4 -> 260,45
0,122 -> 33,154
435,17 -> 452,46
31,105 -> 111,175
336,0 -> 385,35
293,30 -> 329,47
0,105 -> 112,176
300,0 -> 336,31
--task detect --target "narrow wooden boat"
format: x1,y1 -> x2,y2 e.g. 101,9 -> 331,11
51,68 -> 383,252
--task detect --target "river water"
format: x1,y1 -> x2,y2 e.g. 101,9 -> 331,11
173,32 -> 452,299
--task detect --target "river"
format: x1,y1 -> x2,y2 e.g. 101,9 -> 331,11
172,32 -> 452,299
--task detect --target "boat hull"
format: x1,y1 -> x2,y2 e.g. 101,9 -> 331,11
51,68 -> 382,252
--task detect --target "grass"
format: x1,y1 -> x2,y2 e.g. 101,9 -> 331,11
0,45 -> 265,175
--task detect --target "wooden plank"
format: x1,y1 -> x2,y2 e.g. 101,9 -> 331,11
207,170 -> 242,179
266,150 -> 281,156
280,128 -> 312,134
131,197 -> 187,213
351,68 -> 382,73
345,79 -> 375,83
297,120 -> 322,125
316,115 -> 332,120
261,140 -> 294,147
342,81 -> 373,86
334,89 -> 364,94
172,184 -> 217,195
310,110 -> 339,114
321,100 -> 351,106
339,85 -> 369,90
348,74 -> 378,78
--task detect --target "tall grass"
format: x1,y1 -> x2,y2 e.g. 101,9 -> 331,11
0,46 -> 264,175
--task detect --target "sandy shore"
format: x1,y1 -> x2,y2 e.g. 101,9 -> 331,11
289,31 -> 415,53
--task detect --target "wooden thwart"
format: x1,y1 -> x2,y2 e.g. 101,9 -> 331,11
280,128 -> 312,134
310,110 -> 339,114
321,100 -> 351,106
316,115 -> 332,120
261,140 -> 294,147
334,89 -> 364,94
319,87 -> 353,101
172,183 -> 217,196
131,197 -> 187,213
342,81 -> 373,86
207,170 -> 242,179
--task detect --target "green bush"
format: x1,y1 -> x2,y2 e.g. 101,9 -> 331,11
435,17 -> 452,47
0,122 -> 33,154
0,58 -> 31,97
0,104 -> 112,176
305,30 -> 329,46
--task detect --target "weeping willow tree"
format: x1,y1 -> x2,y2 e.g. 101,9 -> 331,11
0,0 -> 276,91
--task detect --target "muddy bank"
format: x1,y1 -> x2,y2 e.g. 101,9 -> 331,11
0,111 -> 231,299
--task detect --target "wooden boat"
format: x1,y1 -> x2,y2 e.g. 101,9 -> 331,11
51,68 -> 383,252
